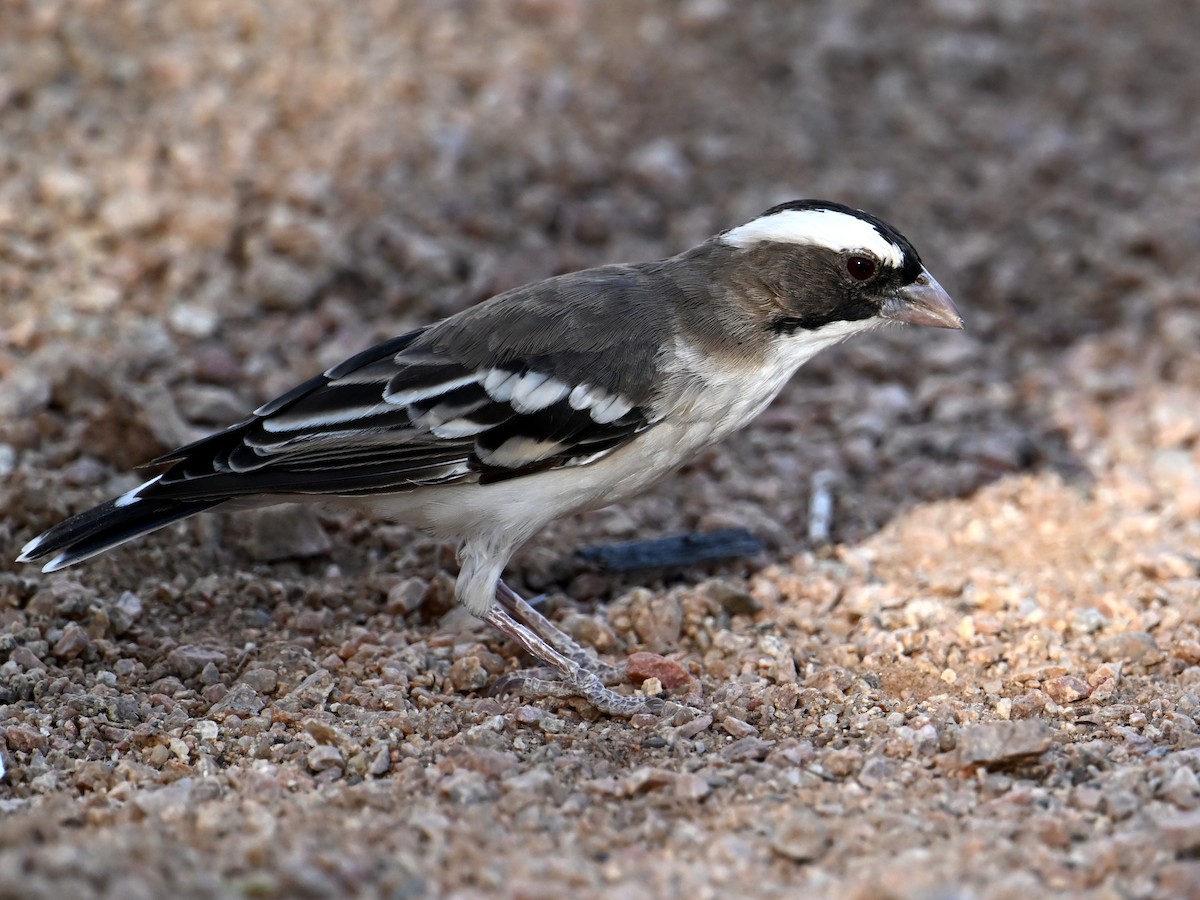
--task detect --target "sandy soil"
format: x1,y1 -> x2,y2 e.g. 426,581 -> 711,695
2,1 -> 1199,897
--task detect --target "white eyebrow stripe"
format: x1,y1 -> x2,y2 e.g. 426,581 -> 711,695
721,208 -> 904,267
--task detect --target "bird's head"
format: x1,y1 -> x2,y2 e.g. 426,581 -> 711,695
718,199 -> 962,336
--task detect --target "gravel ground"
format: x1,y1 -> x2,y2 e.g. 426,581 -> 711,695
2,1 -> 1200,897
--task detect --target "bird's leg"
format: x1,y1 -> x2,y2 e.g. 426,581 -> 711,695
481,603 -> 686,719
494,580 -> 624,684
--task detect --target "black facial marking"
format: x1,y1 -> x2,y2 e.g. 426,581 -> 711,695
750,200 -> 927,335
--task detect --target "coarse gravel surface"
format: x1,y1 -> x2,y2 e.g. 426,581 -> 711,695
2,2 -> 1200,898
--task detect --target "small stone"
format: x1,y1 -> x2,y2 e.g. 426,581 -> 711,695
242,668 -> 279,695
559,613 -> 617,654
4,723 -> 48,752
1157,765 -> 1200,810
303,718 -> 343,746
294,609 -> 329,635
721,716 -> 758,739
1097,632 -> 1159,664
628,138 -> 691,191
673,773 -> 712,802
1158,810 -> 1200,854
368,746 -> 391,777
770,813 -> 830,862
514,705 -> 545,725
640,677 -> 663,697
628,591 -> 683,651
699,578 -> 762,617
1156,862 -> 1200,898
1044,675 -> 1090,704
625,651 -> 695,691
174,384 -> 244,424
10,646 -> 47,671
100,187 -> 162,233
386,577 -> 429,616
722,736 -> 774,762
199,661 -> 222,685
202,683 -> 228,703
208,683 -> 266,719
946,720 -> 1054,770
504,768 -> 554,794
675,714 -> 714,739
110,591 -> 144,635
448,656 -> 488,693
247,506 -> 332,562
52,624 -> 91,660
1174,640 -> 1200,666
1070,607 -> 1108,635
167,645 -> 229,680
623,767 -> 676,795
285,670 -> 335,706
857,755 -> 895,788
306,744 -> 344,774
27,579 -> 94,617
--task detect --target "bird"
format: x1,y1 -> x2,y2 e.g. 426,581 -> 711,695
17,199 -> 962,718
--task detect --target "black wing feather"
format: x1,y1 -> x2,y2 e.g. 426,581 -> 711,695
137,330 -> 657,503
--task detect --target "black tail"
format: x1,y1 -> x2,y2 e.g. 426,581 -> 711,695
17,478 -> 224,572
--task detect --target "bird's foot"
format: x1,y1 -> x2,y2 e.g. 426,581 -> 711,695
481,598 -> 698,722
490,668 -> 698,722
494,581 -> 624,683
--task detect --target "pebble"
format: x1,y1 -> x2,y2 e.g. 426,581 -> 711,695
699,579 -> 763,617
720,716 -> 758,739
242,668 -> 279,695
1044,675 -> 1091,704
4,723 -> 48,752
628,591 -> 684,651
285,670 -> 335,706
306,745 -> 344,774
51,624 -> 90,661
247,507 -> 332,562
167,645 -> 229,680
368,746 -> 391,777
448,656 -> 489,692
386,577 -> 429,616
110,592 -> 144,635
625,651 -> 695,691
1096,632 -> 1159,664
946,720 -> 1054,770
11,647 -> 47,672
769,813 -> 830,862
1157,765 -> 1200,810
208,683 -> 266,720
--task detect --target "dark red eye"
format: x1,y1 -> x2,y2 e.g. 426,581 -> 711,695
847,255 -> 877,281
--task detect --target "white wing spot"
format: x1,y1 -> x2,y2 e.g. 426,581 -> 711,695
721,208 -> 904,268
588,394 -> 633,424
568,383 -> 600,410
510,373 -> 569,413
429,418 -> 491,438
478,435 -> 563,468
482,368 -> 521,402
